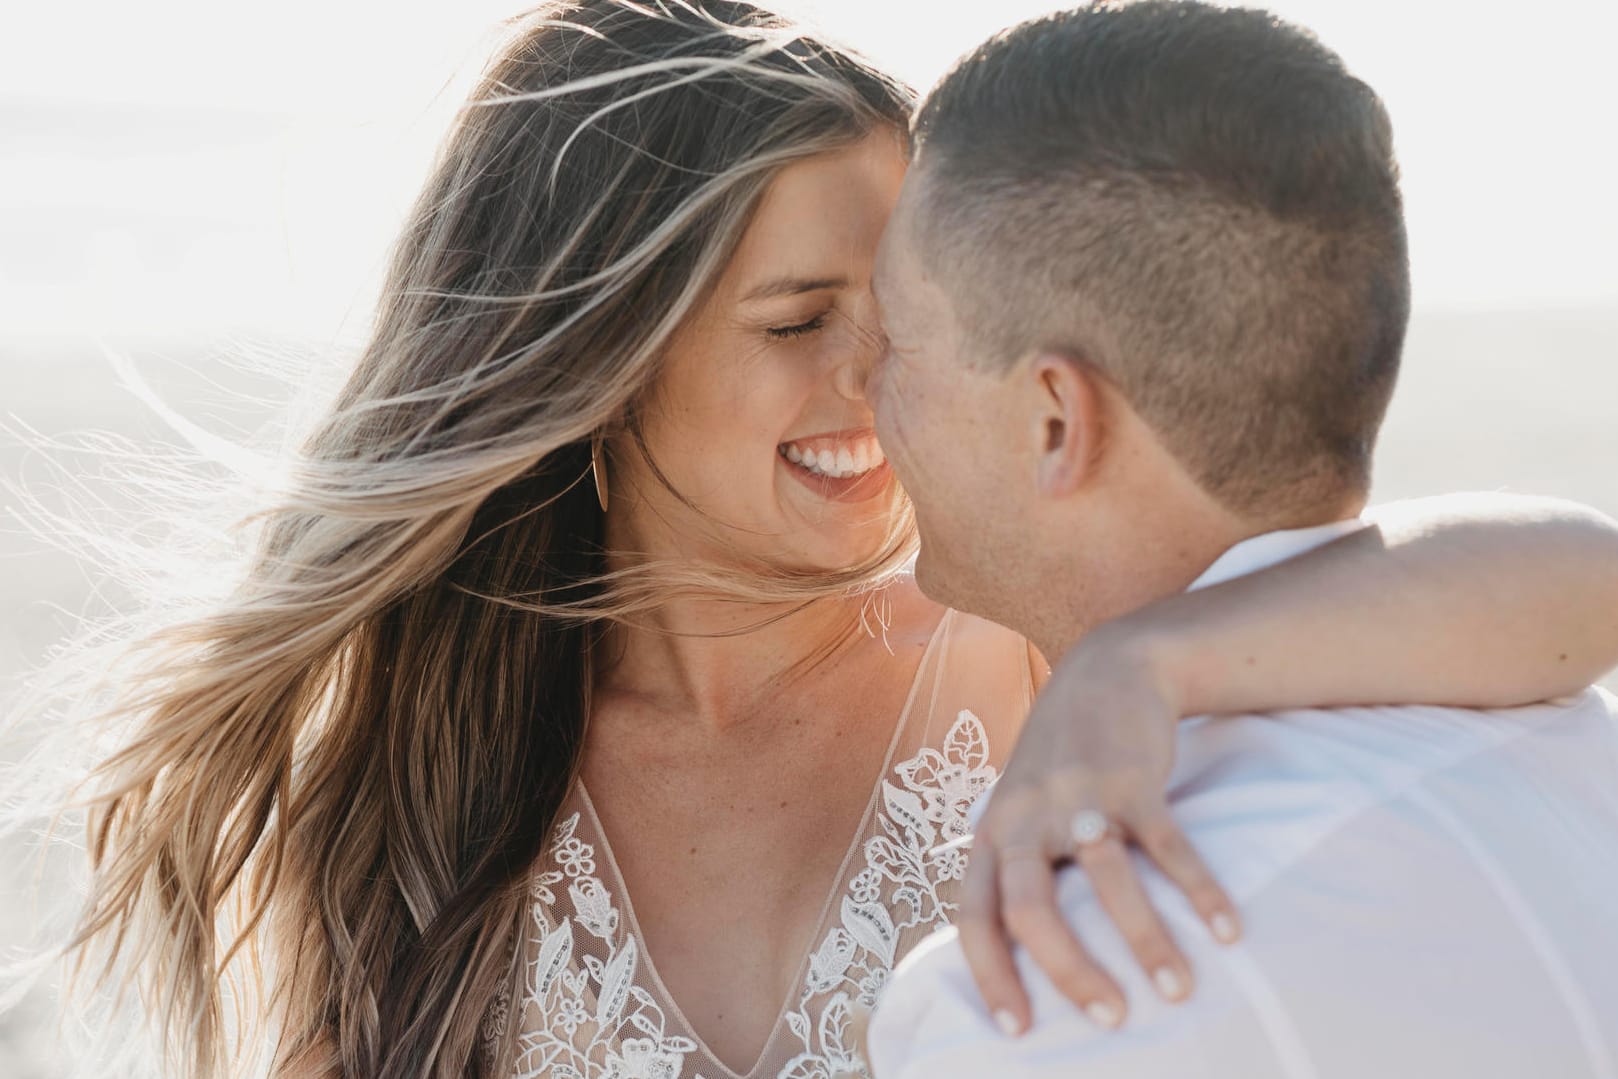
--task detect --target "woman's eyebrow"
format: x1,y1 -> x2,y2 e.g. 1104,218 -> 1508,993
740,275 -> 848,302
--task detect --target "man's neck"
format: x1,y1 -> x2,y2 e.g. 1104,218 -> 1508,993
1027,501 -> 1250,659
1028,497 -> 1367,659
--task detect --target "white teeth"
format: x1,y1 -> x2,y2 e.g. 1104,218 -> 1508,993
779,437 -> 886,479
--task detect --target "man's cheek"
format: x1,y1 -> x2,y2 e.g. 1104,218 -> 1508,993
871,381 -> 902,459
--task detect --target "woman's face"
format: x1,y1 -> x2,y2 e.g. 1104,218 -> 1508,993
617,131 -> 908,572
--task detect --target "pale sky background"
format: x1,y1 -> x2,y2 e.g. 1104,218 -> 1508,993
2,0 -> 1616,347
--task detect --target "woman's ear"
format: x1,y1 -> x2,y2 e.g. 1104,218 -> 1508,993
1029,351 -> 1106,497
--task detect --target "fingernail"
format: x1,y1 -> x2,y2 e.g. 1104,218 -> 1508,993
1086,1001 -> 1123,1029
1211,912 -> 1240,945
994,1008 -> 1023,1037
1153,966 -> 1187,1000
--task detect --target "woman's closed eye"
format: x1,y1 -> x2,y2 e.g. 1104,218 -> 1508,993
766,313 -> 828,340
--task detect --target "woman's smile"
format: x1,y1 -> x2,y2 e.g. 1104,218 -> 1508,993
778,427 -> 896,503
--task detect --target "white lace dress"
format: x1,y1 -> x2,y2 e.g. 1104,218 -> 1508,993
484,607 -> 1035,1079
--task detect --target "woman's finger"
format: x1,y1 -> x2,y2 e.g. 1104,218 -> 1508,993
1073,829 -> 1193,1003
998,841 -> 1127,1028
955,837 -> 1032,1037
1133,806 -> 1242,945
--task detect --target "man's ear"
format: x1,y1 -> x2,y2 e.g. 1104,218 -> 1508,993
1029,351 -> 1106,497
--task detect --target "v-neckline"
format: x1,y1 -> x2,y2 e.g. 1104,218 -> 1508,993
573,606 -> 954,1078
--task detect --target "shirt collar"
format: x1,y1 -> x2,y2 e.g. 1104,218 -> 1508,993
1187,517 -> 1370,593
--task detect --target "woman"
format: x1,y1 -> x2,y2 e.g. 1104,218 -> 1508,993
31,3 -> 1618,1079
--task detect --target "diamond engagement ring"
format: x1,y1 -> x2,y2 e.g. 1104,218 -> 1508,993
1069,809 -> 1113,848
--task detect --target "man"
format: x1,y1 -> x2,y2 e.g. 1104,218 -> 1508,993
861,3 -> 1618,1076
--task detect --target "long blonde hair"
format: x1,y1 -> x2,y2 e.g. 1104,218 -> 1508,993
12,3 -> 915,1075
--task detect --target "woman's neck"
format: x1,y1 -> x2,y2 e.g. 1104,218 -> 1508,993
595,480 -> 895,734
597,593 -> 865,735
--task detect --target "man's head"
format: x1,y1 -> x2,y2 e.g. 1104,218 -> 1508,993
869,0 -> 1409,647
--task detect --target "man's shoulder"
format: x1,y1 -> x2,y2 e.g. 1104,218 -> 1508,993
1158,688 -> 1618,902
871,690 -> 1618,1079
1174,687 -> 1616,793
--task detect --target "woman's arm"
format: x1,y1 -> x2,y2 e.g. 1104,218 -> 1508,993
1127,492 -> 1618,715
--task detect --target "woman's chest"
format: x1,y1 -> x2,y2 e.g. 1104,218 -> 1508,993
573,723 -> 906,1069
491,610 -> 1033,1077
498,706 -> 1002,1079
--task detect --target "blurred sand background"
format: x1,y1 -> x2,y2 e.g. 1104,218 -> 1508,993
2,0 -> 1614,1074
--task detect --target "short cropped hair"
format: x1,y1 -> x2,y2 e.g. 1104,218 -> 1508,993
911,1 -> 1410,517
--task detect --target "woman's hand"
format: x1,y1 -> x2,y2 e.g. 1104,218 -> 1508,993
955,624 -> 1239,1037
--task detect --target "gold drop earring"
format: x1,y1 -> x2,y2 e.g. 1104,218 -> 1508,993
590,431 -> 609,512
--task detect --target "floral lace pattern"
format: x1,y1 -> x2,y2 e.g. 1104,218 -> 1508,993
493,709 -> 998,1079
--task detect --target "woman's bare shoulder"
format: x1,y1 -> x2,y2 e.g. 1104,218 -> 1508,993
872,576 -> 1040,753
867,573 -> 947,648
873,574 -> 1032,657
954,607 -> 1037,655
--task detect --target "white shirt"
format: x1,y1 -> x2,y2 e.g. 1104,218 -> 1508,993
868,521 -> 1618,1079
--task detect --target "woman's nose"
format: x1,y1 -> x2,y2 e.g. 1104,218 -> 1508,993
833,351 -> 870,402
832,315 -> 883,403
